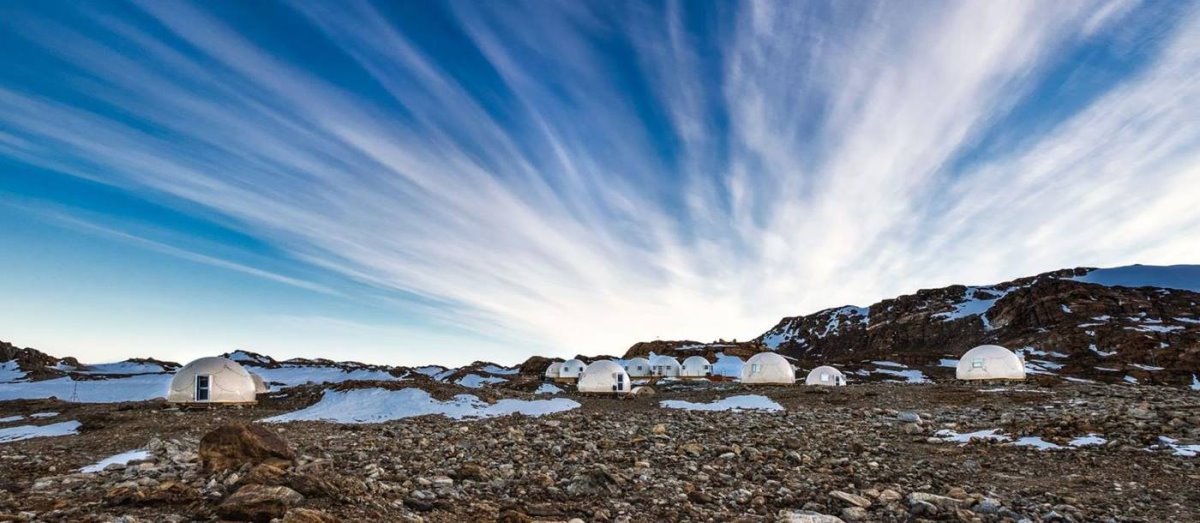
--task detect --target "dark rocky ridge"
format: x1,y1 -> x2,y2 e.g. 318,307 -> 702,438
624,266 -> 1200,386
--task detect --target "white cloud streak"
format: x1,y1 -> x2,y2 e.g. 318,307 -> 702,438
0,1 -> 1197,363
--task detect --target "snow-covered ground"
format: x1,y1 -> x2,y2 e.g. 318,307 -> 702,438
455,374 -> 507,389
660,395 -> 783,412
0,374 -> 171,403
251,365 -> 400,388
480,365 -> 518,375
1157,436 -> 1200,457
227,350 -> 272,364
73,361 -> 170,375
0,420 -> 81,444
262,388 -> 580,423
534,383 -> 562,395
0,361 -> 26,383
80,449 -> 150,473
870,362 -> 931,384
935,428 -> 1009,443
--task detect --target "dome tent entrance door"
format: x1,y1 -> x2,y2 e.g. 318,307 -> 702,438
613,372 -> 625,392
195,375 -> 211,401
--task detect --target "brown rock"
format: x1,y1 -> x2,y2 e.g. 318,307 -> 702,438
104,480 -> 199,507
217,484 -> 303,522
239,463 -> 289,486
200,423 -> 296,472
280,508 -> 339,523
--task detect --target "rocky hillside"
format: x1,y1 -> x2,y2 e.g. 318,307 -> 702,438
751,265 -> 1200,385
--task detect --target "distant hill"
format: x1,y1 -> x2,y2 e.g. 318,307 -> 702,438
626,265 -> 1200,386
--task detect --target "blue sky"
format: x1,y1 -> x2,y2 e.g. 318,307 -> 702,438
1,0 -> 1198,366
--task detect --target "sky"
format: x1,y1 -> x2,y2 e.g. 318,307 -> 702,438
1,0 -> 1198,367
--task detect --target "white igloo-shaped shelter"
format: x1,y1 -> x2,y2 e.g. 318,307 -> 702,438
740,352 -> 796,384
712,354 -> 744,378
558,359 -> 587,381
250,372 -> 270,394
650,355 -> 682,377
544,361 -> 563,380
681,356 -> 712,378
623,357 -> 652,377
804,365 -> 846,386
577,360 -> 632,393
167,357 -> 258,404
956,345 -> 1026,380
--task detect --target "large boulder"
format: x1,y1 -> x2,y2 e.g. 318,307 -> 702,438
199,423 -> 296,472
217,484 -> 303,522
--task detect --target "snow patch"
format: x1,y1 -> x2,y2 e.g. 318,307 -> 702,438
1157,436 -> 1200,457
935,429 -> 1010,444
1125,325 -> 1184,333
480,365 -> 518,376
878,364 -> 931,381
264,388 -> 579,423
455,374 -> 506,389
75,361 -> 169,375
1174,317 -> 1200,324
534,383 -> 563,395
0,375 -> 170,403
0,361 -> 26,384
0,421 -> 81,443
1130,363 -> 1164,371
252,365 -> 399,388
1061,304 -> 1072,313
1010,437 -> 1064,450
660,395 -> 783,412
938,359 -> 959,368
1069,434 -> 1107,447
227,351 -> 271,364
81,450 -> 151,473
1123,375 -> 1139,384
1089,345 -> 1117,358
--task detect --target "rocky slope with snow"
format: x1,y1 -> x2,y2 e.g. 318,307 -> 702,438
752,265 -> 1200,385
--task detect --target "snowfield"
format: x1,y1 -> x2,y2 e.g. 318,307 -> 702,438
0,420 -> 81,444
660,395 -> 783,412
81,449 -> 151,473
248,365 -> 400,388
0,374 -> 171,403
262,388 -> 580,423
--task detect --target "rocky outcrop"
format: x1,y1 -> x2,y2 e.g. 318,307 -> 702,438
217,484 -> 304,522
0,340 -> 72,382
747,267 -> 1200,385
199,423 -> 296,472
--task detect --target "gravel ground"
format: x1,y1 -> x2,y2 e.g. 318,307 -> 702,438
0,382 -> 1197,522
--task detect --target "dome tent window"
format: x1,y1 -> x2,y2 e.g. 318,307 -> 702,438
195,375 -> 210,401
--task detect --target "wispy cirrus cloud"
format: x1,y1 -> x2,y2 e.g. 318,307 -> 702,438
0,0 -> 1196,363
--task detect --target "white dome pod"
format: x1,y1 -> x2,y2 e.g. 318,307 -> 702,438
623,357 -> 652,377
544,361 -> 563,380
805,366 -> 846,386
577,360 -> 632,393
167,357 -> 258,404
956,345 -> 1026,380
250,372 -> 270,394
740,352 -> 796,384
649,355 -> 682,377
712,355 -> 744,378
558,359 -> 587,380
680,356 -> 712,378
